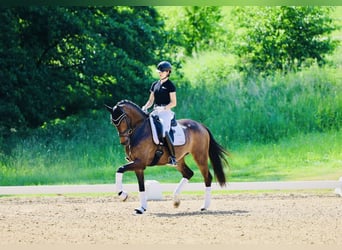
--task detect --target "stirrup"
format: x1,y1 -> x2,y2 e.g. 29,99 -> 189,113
167,157 -> 177,166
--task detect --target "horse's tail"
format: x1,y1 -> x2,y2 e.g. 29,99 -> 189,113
207,128 -> 230,187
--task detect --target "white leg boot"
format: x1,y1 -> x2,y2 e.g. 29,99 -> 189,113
134,191 -> 147,214
201,186 -> 211,211
173,178 -> 189,208
116,172 -> 128,201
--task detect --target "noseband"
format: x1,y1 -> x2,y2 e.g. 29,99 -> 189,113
111,106 -> 133,144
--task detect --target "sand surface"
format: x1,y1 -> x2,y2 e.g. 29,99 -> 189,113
1,192 -> 341,246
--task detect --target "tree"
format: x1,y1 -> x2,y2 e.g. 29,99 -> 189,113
183,6 -> 223,56
0,6 -> 165,135
231,6 -> 339,75
161,6 -> 224,57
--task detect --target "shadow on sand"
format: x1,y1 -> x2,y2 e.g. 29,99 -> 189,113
151,209 -> 249,217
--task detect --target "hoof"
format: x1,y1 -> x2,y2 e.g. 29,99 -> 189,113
118,191 -> 128,201
200,207 -> 207,211
134,207 -> 146,215
173,194 -> 181,208
173,200 -> 181,208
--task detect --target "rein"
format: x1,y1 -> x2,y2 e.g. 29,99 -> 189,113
111,112 -> 133,140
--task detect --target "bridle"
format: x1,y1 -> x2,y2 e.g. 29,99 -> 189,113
111,105 -> 133,145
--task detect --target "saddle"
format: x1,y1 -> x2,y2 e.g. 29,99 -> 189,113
149,115 -> 186,146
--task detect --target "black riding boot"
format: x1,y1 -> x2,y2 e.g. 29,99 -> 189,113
164,132 -> 177,166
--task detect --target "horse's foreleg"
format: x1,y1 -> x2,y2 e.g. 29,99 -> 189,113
134,169 -> 147,214
115,162 -> 136,201
116,172 -> 128,201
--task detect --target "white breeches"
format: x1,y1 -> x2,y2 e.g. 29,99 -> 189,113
151,107 -> 174,137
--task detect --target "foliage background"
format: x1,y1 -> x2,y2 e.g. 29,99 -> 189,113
0,6 -> 165,132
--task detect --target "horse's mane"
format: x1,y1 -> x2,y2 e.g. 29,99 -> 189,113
117,99 -> 148,117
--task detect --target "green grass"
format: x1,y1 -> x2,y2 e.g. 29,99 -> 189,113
229,130 -> 342,182
144,130 -> 342,184
1,128 -> 341,186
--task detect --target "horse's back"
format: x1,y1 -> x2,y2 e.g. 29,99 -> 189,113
178,119 -> 209,139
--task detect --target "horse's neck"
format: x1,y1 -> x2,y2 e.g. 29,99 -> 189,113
128,108 -> 147,127
133,115 -> 146,127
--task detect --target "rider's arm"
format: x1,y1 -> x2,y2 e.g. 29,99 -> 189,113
165,92 -> 176,110
142,92 -> 154,111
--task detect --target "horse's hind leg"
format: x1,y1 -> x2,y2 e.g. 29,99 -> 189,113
173,158 -> 194,208
193,152 -> 213,211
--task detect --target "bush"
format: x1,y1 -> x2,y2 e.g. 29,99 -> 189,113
0,110 -> 125,185
177,65 -> 341,144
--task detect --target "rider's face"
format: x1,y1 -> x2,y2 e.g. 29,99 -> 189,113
158,70 -> 169,79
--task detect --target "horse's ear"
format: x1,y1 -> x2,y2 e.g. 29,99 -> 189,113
104,104 -> 112,113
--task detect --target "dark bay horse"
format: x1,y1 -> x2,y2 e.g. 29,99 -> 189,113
105,100 -> 230,214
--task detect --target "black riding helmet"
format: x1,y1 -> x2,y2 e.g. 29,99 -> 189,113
157,61 -> 172,73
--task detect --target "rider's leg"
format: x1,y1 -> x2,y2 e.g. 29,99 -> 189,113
154,109 -> 177,166
164,131 -> 177,166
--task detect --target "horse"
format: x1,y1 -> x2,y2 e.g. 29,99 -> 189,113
105,99 -> 230,214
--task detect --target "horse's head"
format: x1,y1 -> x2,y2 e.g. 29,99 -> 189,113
105,100 -> 147,145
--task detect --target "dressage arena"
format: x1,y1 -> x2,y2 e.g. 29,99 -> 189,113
1,186 -> 342,246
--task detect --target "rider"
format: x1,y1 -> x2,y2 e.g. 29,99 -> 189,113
142,61 -> 177,166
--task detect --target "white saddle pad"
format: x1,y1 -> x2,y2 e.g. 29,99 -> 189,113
149,116 -> 186,146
